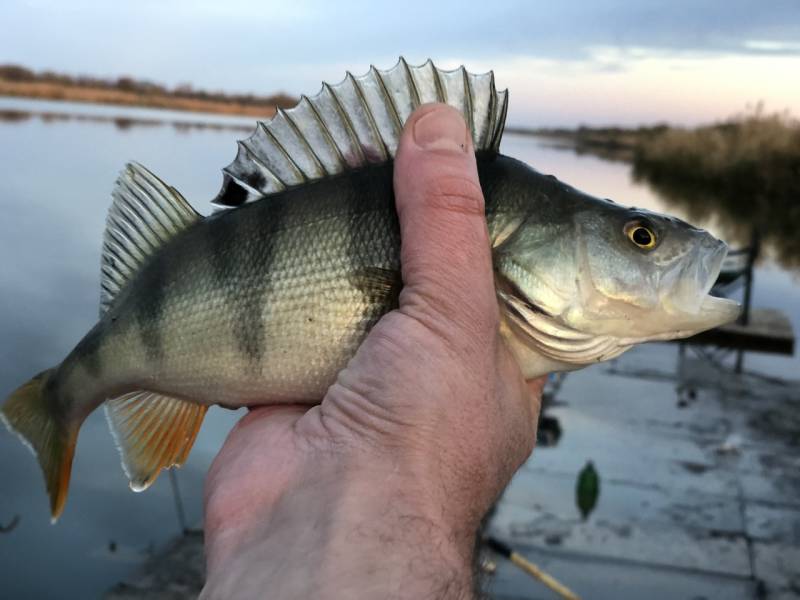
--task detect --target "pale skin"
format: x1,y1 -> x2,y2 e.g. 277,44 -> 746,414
201,104 -> 546,599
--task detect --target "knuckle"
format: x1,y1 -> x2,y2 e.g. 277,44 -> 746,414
425,174 -> 485,215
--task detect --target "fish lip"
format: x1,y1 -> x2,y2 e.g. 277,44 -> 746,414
627,295 -> 741,344
694,240 -> 742,329
675,238 -> 735,315
700,240 -> 730,297
696,294 -> 742,327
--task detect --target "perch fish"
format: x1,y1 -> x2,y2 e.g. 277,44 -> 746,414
1,59 -> 741,521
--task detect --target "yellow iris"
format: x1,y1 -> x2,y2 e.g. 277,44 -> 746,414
625,222 -> 657,249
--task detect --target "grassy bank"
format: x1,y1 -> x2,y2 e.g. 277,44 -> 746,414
633,111 -> 799,200
0,64 -> 296,117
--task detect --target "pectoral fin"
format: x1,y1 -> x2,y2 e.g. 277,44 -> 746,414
104,392 -> 207,491
350,267 -> 402,307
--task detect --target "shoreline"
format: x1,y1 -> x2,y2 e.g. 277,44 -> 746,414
0,80 -> 283,119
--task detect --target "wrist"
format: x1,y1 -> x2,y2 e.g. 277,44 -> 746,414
203,451 -> 478,599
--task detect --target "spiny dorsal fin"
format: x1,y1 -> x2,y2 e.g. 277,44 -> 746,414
213,58 -> 509,207
101,163 -> 200,315
104,391 -> 208,492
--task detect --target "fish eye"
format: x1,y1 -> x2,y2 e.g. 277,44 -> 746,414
624,221 -> 657,250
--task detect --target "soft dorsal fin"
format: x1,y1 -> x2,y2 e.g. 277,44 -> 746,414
213,57 -> 509,207
100,162 -> 200,315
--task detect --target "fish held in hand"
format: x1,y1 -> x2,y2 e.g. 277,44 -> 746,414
1,59 -> 740,521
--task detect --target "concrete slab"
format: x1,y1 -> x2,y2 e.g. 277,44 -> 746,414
490,470 -> 750,576
752,543 -> 800,599
530,370 -> 741,497
745,503 -> 800,546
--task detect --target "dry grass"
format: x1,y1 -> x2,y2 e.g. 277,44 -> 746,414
635,110 -> 800,187
0,80 -> 281,118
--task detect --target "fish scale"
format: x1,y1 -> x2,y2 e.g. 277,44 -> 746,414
0,59 -> 740,521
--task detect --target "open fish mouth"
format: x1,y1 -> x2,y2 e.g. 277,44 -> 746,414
695,241 -> 742,328
652,242 -> 742,340
697,294 -> 742,327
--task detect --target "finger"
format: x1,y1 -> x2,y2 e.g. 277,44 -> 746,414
393,104 -> 497,344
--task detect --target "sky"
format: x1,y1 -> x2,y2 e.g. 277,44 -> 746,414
2,0 -> 799,127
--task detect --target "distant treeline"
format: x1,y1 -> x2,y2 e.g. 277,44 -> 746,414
516,124 -> 672,162
0,64 -> 297,116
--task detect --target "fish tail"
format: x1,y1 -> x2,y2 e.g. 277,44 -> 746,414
1,369 -> 78,523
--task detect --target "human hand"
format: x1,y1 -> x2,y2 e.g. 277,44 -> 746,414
201,104 -> 545,599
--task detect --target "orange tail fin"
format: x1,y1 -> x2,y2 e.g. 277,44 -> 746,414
1,369 -> 79,522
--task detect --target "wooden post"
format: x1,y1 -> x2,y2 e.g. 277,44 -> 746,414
739,229 -> 759,327
736,229 -> 759,373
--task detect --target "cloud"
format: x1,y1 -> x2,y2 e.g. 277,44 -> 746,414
744,39 -> 800,53
2,1 -> 799,85
1,0 -> 798,125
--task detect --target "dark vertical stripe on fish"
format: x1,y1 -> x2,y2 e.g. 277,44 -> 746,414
72,322 -> 104,378
135,253 -> 166,362
345,164 -> 401,326
208,207 -> 271,369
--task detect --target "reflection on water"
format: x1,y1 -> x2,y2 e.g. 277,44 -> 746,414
0,101 -> 797,598
634,170 -> 799,271
0,107 -> 253,133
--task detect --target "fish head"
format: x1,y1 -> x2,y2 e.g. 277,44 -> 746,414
494,191 -> 741,371
568,202 -> 741,339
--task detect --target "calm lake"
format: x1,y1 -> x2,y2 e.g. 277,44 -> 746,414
0,98 -> 798,599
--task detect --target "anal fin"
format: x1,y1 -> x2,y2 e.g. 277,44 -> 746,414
104,391 -> 208,491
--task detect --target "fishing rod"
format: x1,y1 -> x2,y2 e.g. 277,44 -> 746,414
483,536 -> 581,600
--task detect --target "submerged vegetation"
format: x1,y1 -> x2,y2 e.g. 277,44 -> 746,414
0,64 -> 297,117
532,110 -> 800,269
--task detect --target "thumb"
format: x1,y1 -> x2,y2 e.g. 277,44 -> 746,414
393,104 -> 497,346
